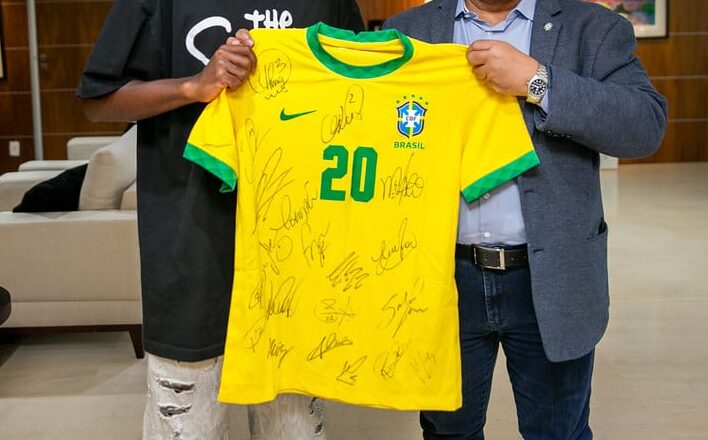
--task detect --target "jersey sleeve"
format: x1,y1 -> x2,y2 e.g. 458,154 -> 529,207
459,85 -> 540,203
77,0 -> 159,99
183,91 -> 239,193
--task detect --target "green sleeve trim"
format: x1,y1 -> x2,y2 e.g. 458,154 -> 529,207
183,143 -> 237,193
462,151 -> 540,203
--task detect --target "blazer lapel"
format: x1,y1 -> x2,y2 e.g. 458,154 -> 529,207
530,0 -> 562,65
430,0 -> 457,43
522,0 -> 562,125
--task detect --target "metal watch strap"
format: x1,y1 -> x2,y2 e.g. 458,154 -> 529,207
526,64 -> 548,105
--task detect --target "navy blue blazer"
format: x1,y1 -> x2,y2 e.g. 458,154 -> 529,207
385,0 -> 668,362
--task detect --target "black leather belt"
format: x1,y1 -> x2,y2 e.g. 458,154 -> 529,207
455,244 -> 528,270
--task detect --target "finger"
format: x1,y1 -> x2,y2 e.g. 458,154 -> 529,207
215,45 -> 255,67
216,43 -> 254,56
217,44 -> 257,71
205,56 -> 248,89
216,49 -> 254,73
235,28 -> 254,47
246,46 -> 257,71
467,49 -> 488,67
472,65 -> 489,82
469,39 -> 495,52
216,51 -> 252,81
222,63 -> 250,84
218,70 -> 246,90
489,83 -> 504,95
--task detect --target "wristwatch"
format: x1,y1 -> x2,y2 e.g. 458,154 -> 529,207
526,64 -> 549,105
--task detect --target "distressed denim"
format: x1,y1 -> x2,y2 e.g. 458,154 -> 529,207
421,259 -> 594,440
143,354 -> 326,440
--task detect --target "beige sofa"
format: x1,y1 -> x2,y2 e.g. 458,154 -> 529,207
0,128 -> 143,357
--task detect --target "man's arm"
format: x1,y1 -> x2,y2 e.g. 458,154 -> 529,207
467,18 -> 667,159
535,18 -> 667,159
83,31 -> 256,123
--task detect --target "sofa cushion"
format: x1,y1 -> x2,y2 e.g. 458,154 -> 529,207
13,164 -> 88,213
0,210 -> 140,303
79,126 -> 137,210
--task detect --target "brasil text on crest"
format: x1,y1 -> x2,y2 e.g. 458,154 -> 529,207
394,95 -> 427,150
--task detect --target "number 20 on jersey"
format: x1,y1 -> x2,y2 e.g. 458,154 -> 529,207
320,145 -> 378,203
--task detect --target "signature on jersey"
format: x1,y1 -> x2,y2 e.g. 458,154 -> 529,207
321,85 -> 366,144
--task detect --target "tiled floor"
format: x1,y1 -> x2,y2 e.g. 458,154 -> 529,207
1,163 -> 707,439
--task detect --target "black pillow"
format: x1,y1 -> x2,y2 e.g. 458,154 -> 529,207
13,164 -> 88,213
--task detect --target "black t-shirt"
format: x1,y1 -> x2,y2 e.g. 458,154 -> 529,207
77,0 -> 364,362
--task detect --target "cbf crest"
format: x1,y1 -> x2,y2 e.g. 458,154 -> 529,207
396,94 -> 429,138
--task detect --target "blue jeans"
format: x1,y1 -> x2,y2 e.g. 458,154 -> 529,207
421,258 -> 594,440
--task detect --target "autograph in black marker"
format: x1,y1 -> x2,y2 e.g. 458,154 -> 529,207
249,49 -> 292,99
254,147 -> 294,233
371,218 -> 418,275
337,355 -> 368,386
378,277 -> 429,338
306,332 -> 354,361
271,181 -> 317,233
380,153 -> 425,204
267,338 -> 294,368
374,341 -> 410,380
314,297 -> 356,326
321,85 -> 365,144
245,274 -> 300,351
327,251 -> 370,292
301,222 -> 330,268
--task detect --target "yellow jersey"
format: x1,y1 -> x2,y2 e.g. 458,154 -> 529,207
185,22 -> 538,410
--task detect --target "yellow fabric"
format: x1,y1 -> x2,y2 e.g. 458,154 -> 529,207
186,24 -> 537,411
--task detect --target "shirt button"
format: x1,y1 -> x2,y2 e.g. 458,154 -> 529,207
482,193 -> 491,200
483,232 -> 491,238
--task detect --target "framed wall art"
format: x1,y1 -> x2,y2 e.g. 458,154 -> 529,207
586,0 -> 668,38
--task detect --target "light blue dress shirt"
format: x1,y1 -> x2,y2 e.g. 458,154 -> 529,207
454,0 -> 545,246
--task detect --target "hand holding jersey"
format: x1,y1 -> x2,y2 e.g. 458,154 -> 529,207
182,29 -> 257,103
461,0 -> 545,101
467,39 -> 540,97
82,30 -> 257,123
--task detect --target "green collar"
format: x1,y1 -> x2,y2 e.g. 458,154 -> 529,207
306,22 -> 414,79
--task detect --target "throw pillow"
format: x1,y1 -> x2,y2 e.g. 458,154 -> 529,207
79,125 -> 137,210
13,164 -> 88,213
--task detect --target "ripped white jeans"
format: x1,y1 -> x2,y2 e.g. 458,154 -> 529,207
143,353 -> 327,440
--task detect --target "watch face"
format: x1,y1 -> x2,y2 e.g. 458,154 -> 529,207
530,78 -> 547,96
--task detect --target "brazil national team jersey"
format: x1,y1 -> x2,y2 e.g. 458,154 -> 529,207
185,22 -> 539,410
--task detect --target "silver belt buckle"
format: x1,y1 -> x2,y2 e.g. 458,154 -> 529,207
473,245 -> 506,270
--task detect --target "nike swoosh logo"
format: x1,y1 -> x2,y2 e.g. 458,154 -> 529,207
280,109 -> 317,121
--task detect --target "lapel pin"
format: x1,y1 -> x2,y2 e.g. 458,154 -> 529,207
544,22 -> 554,31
